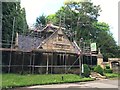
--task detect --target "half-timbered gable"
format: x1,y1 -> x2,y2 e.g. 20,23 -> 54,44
39,28 -> 77,53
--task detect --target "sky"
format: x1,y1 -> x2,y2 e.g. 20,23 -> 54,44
21,0 -> 119,44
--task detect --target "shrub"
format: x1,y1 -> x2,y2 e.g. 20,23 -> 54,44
105,73 -> 119,78
105,65 -> 110,69
94,65 -> 104,75
104,64 -> 112,73
83,64 -> 90,77
104,69 -> 113,73
91,66 -> 96,71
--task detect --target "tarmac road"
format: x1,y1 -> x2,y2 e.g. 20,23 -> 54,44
10,79 -> 120,90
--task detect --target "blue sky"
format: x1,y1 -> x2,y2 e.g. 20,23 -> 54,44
21,0 -> 119,44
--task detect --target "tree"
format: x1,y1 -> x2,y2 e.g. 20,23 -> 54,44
46,14 -> 58,24
92,22 -> 118,58
35,1 -> 119,58
2,2 -> 28,48
47,1 -> 101,41
35,14 -> 47,29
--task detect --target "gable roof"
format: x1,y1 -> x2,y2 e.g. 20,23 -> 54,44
38,28 -> 80,54
17,24 -> 80,53
37,28 -> 59,49
17,24 -> 60,52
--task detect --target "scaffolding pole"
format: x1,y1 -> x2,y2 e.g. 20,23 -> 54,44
8,17 -> 15,73
68,56 -> 80,71
46,53 -> 49,74
29,52 -> 32,73
51,53 -> 53,74
65,53 -> 67,73
32,53 -> 35,74
21,52 -> 24,74
79,55 -> 81,76
63,54 -> 65,73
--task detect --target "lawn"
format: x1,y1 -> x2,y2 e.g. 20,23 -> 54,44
105,73 -> 120,79
2,74 -> 94,89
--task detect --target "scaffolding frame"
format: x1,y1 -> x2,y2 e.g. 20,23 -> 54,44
1,27 -> 97,75
1,28 -> 81,74
1,12 -> 97,75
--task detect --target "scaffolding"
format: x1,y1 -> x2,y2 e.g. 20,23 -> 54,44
2,37 -> 97,75
1,23 -> 82,75
1,12 -> 98,75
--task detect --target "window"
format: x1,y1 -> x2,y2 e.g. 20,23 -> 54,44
58,34 -> 63,41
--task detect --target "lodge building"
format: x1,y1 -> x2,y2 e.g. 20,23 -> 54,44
2,24 -> 99,74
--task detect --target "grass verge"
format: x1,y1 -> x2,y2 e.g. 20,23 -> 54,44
2,74 -> 94,89
105,73 -> 120,79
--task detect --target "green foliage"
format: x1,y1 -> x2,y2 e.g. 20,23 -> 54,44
2,74 -> 94,89
117,46 -> 120,58
105,65 -> 110,69
35,1 -> 119,58
103,64 -> 112,73
90,66 -> 96,71
94,65 -> 104,75
35,14 -> 47,28
105,73 -> 120,78
83,64 -> 91,77
45,2 -> 102,41
2,2 -> 28,48
46,14 -> 58,24
104,69 -> 113,73
92,22 -> 118,58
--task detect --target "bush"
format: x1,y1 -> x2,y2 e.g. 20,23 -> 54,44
94,65 -> 104,75
83,64 -> 90,77
104,65 -> 112,73
105,65 -> 110,69
105,73 -> 119,78
91,66 -> 96,71
104,69 -> 113,73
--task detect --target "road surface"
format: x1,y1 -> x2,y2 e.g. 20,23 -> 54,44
11,79 -> 120,90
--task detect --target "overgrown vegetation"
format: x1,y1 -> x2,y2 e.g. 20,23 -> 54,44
105,73 -> 120,79
104,69 -> 113,73
2,74 -> 94,89
2,2 -> 28,48
90,66 -> 96,71
90,65 -> 119,79
104,65 -> 113,73
94,65 -> 104,75
104,64 -> 119,78
83,64 -> 91,77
